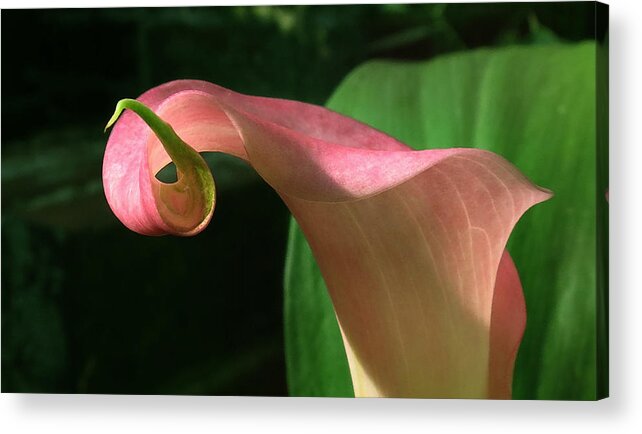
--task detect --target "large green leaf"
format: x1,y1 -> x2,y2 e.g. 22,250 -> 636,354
285,42 -> 604,399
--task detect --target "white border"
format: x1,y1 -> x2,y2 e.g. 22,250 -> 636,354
3,0 -> 642,433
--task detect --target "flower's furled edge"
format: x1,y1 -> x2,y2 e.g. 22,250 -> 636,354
103,80 -> 551,398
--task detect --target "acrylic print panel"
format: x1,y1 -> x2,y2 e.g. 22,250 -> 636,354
1,2 -> 608,400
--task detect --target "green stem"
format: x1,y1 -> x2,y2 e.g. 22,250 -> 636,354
105,98 -> 198,170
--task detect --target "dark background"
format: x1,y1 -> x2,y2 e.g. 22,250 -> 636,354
2,2 -> 599,395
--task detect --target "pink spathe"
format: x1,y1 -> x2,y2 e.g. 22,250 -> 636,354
103,79 -> 551,398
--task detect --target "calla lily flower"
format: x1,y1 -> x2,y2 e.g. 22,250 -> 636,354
103,80 -> 551,398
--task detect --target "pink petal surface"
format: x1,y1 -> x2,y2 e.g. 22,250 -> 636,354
103,80 -> 551,398
488,251 -> 527,399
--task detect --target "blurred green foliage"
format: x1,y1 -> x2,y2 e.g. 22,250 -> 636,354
2,3 -> 603,395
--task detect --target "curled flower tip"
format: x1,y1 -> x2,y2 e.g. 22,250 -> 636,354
105,98 -> 193,165
104,98 -> 216,236
105,98 -> 132,132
